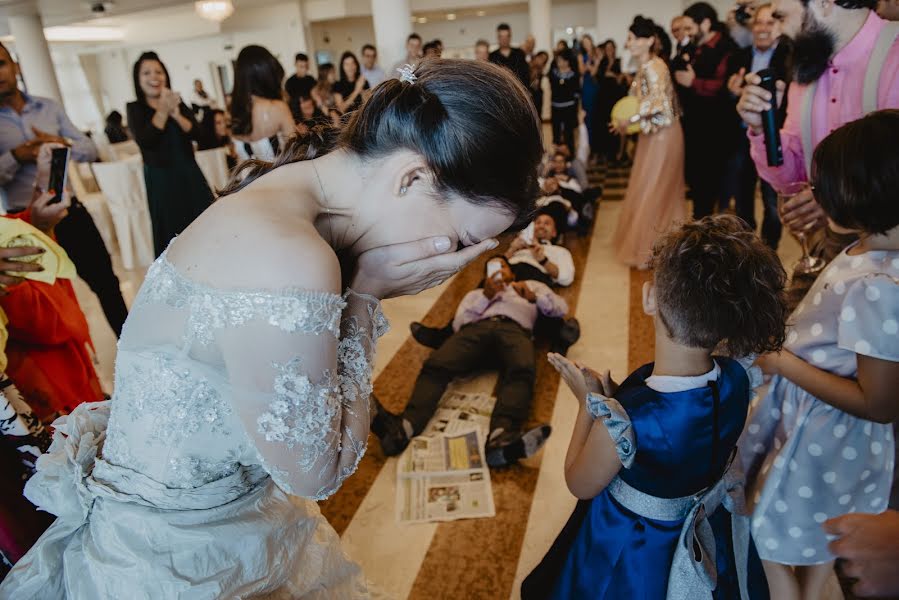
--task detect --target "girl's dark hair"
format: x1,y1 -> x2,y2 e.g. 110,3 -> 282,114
630,16 -> 657,39
132,51 -> 171,104
811,109 -> 899,235
220,59 -> 543,229
655,25 -> 673,60
556,48 -> 575,67
648,215 -> 788,357
197,108 -> 228,151
317,62 -> 335,83
230,45 -> 286,136
338,51 -> 361,82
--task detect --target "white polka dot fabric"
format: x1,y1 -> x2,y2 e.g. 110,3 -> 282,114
739,247 -> 898,566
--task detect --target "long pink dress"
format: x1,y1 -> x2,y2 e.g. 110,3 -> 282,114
613,57 -> 687,268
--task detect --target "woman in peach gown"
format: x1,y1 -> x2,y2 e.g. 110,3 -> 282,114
612,16 -> 686,268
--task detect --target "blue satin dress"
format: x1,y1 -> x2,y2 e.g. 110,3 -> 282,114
523,358 -> 769,600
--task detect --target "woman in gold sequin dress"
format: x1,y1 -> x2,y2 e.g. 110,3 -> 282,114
612,17 -> 687,268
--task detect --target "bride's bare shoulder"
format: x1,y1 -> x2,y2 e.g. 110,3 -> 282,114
167,201 -> 340,295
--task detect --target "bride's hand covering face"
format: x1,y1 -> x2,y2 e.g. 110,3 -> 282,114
218,59 -> 544,298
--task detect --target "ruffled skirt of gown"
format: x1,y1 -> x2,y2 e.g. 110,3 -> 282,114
0,402 -> 369,599
613,122 -> 687,268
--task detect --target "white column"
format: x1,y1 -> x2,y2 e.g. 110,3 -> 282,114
8,13 -> 61,103
371,0 -> 411,74
529,0 -> 552,54
292,0 -> 309,59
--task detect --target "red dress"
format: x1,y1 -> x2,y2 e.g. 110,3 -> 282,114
0,212 -> 103,422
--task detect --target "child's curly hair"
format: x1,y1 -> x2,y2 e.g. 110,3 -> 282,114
648,215 -> 788,357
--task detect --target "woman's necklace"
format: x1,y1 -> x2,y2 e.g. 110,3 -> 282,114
311,160 -> 335,247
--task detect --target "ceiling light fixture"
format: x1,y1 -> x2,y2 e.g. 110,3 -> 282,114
446,13 -> 456,21
476,10 -> 486,17
194,0 -> 234,23
417,16 -> 428,24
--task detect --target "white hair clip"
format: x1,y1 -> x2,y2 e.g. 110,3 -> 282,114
397,64 -> 417,84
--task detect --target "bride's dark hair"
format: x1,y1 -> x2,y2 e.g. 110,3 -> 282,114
220,59 -> 543,228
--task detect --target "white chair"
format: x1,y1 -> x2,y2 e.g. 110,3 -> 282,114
69,161 -> 117,257
91,161 -> 155,270
107,140 -> 141,162
194,147 -> 231,195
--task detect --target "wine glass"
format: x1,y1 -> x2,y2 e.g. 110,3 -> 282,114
777,181 -> 825,275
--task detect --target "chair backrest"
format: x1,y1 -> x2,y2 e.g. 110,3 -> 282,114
68,161 -> 90,199
194,147 -> 231,194
91,161 -> 148,212
107,140 -> 141,162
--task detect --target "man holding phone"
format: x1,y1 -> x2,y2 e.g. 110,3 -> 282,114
373,257 -> 567,468
0,42 -> 127,337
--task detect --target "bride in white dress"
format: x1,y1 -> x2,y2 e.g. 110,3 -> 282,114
0,59 -> 542,599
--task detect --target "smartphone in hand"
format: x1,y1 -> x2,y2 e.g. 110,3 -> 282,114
47,146 -> 70,204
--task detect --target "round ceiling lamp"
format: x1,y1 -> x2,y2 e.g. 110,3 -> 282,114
195,0 -> 235,22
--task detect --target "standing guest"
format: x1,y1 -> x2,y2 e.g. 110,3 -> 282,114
522,34 -> 537,62
360,44 -> 386,87
676,2 -> 737,219
529,51 -> 549,114
524,215 -> 783,600
311,62 -> 338,113
422,41 -> 442,59
489,23 -> 530,89
612,17 -> 686,269
577,35 -> 601,161
284,52 -> 316,121
550,49 -> 580,152
736,0 -> 899,307
189,78 -> 216,118
334,51 -> 369,113
196,109 -> 237,169
725,3 -> 791,249
391,33 -> 423,75
103,110 -> 130,143
741,111 -> 899,600
0,42 -> 127,338
127,51 -> 213,257
671,14 -> 690,50
229,45 -> 296,163
595,40 -> 626,163
879,0 -> 899,19
373,256 -> 565,466
475,39 -> 490,61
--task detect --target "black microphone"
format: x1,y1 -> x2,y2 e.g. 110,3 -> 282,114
757,68 -> 783,167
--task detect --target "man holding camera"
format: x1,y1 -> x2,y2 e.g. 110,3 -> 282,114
726,3 -> 793,249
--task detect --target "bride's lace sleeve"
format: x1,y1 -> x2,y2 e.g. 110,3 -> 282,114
219,289 -> 388,500
630,58 -> 679,135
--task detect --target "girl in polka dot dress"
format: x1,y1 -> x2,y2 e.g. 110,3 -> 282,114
741,110 -> 899,600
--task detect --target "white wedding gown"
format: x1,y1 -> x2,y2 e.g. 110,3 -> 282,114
0,248 -> 388,599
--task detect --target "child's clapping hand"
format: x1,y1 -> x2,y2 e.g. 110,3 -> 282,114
548,353 -> 616,403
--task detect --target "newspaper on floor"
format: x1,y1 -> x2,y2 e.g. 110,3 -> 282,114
396,391 -> 497,524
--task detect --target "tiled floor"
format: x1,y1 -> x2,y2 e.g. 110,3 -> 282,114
75,163 -> 843,599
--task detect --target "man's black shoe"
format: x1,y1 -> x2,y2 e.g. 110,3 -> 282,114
410,322 -> 453,349
485,424 -> 552,468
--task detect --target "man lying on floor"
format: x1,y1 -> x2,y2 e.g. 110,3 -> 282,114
372,256 -> 568,467
412,205 -> 580,354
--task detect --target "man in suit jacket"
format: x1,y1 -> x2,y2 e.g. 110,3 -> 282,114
725,2 -> 793,249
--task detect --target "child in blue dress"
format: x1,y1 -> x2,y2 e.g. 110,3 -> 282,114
741,111 -> 899,600
524,215 -> 786,599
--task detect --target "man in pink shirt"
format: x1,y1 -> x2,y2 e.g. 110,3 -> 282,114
737,0 -> 898,298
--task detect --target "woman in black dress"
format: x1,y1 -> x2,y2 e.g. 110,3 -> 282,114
127,52 -> 213,257
334,51 -> 370,114
595,40 -> 627,162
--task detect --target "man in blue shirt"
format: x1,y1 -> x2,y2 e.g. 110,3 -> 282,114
0,42 -> 127,336
724,2 -> 792,250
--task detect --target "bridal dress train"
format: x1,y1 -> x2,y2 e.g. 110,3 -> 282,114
0,248 -> 389,599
